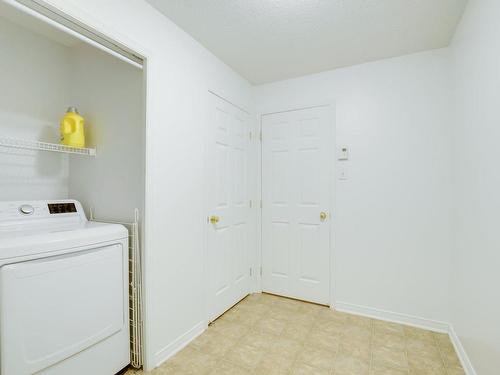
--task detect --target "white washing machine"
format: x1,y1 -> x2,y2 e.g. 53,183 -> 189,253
0,200 -> 130,375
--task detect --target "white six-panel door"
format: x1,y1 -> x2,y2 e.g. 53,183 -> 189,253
262,106 -> 332,305
207,94 -> 251,321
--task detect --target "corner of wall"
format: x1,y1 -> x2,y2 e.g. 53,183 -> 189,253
150,320 -> 207,371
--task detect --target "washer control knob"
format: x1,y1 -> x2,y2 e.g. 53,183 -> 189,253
19,204 -> 34,215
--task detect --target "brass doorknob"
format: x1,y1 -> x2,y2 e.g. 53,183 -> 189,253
320,212 -> 327,221
209,215 -> 220,224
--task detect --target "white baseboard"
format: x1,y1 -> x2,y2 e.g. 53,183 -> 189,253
334,301 -> 476,375
153,320 -> 206,369
448,324 -> 477,375
334,301 -> 449,332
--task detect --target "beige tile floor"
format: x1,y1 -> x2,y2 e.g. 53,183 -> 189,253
125,293 -> 464,375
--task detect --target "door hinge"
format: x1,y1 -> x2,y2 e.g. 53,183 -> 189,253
249,131 -> 252,140
260,267 -> 263,276
250,268 -> 252,277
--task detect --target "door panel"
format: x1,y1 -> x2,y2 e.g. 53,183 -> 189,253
208,95 -> 251,321
271,222 -> 291,275
262,106 -> 332,305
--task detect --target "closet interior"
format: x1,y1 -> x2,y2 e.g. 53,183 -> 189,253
0,1 -> 145,225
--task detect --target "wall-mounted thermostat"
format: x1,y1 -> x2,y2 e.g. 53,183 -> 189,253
337,146 -> 349,160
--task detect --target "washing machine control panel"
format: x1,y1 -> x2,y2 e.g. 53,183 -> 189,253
19,204 -> 35,215
0,200 -> 86,224
47,203 -> 77,214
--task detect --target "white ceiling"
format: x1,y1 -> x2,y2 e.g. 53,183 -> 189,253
146,0 -> 467,84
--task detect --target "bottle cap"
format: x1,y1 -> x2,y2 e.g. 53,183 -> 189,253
66,106 -> 79,114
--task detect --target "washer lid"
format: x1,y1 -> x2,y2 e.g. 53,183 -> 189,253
0,221 -> 128,260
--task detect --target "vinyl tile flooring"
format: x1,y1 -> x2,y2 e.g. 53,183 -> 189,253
125,293 -> 464,375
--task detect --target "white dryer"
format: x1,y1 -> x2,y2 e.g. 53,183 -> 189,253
0,200 -> 130,375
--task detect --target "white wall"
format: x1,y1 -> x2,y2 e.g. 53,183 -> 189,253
68,43 -> 144,223
254,49 -> 454,324
38,0 -> 254,370
0,16 -> 70,200
449,1 -> 500,374
13,1 -> 496,373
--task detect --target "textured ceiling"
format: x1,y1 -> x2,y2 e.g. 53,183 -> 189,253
146,0 -> 467,84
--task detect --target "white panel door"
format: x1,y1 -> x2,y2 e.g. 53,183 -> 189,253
207,94 -> 251,321
262,106 -> 332,305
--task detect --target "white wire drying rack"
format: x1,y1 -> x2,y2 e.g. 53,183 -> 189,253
0,137 -> 96,156
90,208 -> 143,369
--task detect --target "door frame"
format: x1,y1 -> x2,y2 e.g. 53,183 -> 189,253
258,102 -> 337,308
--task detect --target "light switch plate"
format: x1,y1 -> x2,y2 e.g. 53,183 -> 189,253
338,169 -> 348,181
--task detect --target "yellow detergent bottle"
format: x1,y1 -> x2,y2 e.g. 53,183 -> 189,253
60,107 -> 85,148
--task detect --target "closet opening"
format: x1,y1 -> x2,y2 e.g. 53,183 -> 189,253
0,0 -> 147,370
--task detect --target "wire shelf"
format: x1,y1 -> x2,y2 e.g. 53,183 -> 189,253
0,137 -> 96,156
